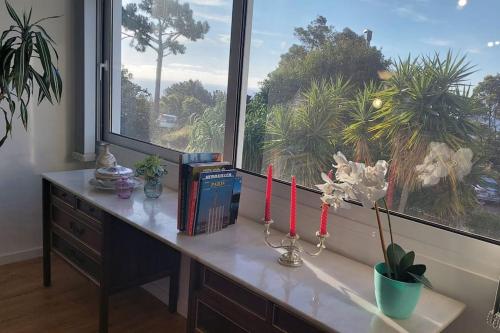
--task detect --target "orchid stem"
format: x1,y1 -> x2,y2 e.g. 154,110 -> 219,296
383,198 -> 394,246
374,202 -> 389,274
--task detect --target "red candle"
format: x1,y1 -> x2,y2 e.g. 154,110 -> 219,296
319,203 -> 329,235
264,164 -> 273,221
290,176 -> 297,236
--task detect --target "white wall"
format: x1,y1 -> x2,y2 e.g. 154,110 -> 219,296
0,0 -> 87,264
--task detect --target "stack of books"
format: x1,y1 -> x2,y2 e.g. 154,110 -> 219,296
177,153 -> 242,236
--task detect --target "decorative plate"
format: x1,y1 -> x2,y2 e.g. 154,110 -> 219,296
95,165 -> 134,180
89,177 -> 142,191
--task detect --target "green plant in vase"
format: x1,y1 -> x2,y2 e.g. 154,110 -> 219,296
135,155 -> 168,199
317,151 -> 432,319
0,1 -> 62,148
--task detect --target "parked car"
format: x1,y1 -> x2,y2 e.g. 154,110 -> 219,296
474,176 -> 500,204
158,114 -> 178,129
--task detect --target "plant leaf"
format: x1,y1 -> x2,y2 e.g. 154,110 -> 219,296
408,272 -> 433,289
34,32 -> 53,88
387,243 -> 406,279
5,1 -> 23,28
407,264 -> 426,276
15,41 -> 27,98
31,15 -> 61,27
50,64 -> 61,103
20,99 -> 28,129
33,24 -> 56,45
399,251 -> 415,274
31,69 -> 52,104
0,108 -> 11,147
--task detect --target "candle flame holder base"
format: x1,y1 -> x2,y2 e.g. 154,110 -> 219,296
263,219 -> 329,268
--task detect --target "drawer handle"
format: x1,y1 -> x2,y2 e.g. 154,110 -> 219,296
69,221 -> 85,237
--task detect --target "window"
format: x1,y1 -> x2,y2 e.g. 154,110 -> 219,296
102,0 -> 242,160
102,0 -> 500,244
238,0 -> 500,242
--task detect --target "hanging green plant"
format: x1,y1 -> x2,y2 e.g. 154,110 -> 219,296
0,1 -> 62,148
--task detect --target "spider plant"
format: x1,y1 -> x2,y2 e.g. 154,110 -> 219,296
0,1 -> 62,148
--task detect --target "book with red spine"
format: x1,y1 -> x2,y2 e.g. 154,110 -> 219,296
187,180 -> 199,236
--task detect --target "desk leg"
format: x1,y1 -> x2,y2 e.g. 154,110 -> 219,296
168,256 -> 180,313
99,216 -> 111,333
42,179 -> 51,287
99,289 -> 109,333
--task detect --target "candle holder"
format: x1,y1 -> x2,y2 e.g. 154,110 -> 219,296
264,219 -> 329,267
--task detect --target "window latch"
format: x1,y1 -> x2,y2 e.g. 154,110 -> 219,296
99,61 -> 109,81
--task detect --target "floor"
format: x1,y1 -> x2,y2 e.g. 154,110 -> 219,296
0,256 -> 186,333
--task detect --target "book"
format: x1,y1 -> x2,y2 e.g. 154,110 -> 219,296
229,176 -> 242,226
184,162 -> 232,231
193,170 -> 237,235
187,180 -> 199,236
177,153 -> 223,231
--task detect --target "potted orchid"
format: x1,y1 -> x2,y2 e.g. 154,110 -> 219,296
317,151 -> 433,319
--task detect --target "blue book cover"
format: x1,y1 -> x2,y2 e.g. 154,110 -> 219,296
229,176 -> 242,226
194,170 -> 236,235
177,153 -> 224,231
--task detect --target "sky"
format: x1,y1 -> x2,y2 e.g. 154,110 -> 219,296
121,0 -> 500,95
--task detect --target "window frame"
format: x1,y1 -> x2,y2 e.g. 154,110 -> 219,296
99,0 -> 248,165
98,0 -> 499,247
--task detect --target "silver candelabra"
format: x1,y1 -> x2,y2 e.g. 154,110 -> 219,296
263,219 -> 328,267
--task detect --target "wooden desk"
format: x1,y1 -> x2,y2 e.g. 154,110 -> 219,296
42,170 -> 465,333
42,179 -> 181,333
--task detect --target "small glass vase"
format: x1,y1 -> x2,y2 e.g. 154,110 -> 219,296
144,178 -> 163,199
115,177 -> 135,199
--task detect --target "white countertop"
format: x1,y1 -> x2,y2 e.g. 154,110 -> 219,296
42,169 -> 465,333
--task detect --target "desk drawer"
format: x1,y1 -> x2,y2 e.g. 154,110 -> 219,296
51,200 -> 102,254
52,232 -> 100,283
76,198 -> 103,222
272,306 -> 327,333
51,185 -> 75,207
202,267 -> 268,319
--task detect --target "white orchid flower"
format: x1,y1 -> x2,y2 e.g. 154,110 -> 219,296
315,172 -> 336,195
416,142 -> 473,187
316,172 -> 353,211
321,191 -> 350,210
333,152 -> 364,184
351,160 -> 389,208
317,154 -> 389,210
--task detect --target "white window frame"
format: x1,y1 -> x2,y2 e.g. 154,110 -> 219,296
99,0 -> 246,165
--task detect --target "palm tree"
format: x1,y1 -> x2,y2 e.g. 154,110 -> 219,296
264,78 -> 351,186
187,92 -> 226,152
371,51 -> 478,213
343,81 -> 382,164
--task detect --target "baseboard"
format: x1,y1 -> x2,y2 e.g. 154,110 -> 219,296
0,247 -> 42,266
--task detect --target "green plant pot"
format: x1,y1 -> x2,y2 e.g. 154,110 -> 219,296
374,262 -> 422,319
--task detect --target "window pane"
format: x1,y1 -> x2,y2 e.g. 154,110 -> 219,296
112,0 -> 233,153
240,0 -> 500,241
